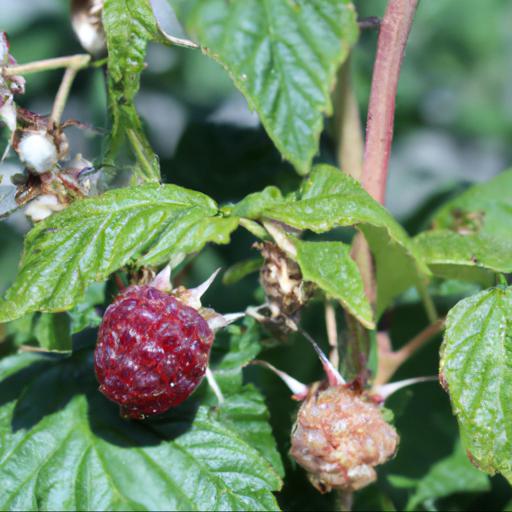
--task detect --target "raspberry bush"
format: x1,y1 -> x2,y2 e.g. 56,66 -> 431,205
0,1 -> 511,510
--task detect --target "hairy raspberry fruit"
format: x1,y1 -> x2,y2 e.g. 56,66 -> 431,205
290,384 -> 399,492
94,285 -> 214,419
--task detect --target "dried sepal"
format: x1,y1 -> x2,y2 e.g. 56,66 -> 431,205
151,264 -> 172,292
151,266 -> 244,332
251,359 -> 309,400
0,32 -> 25,158
202,310 -> 245,331
17,159 -> 94,222
205,367 -> 224,405
257,241 -> 311,316
25,194 -> 66,222
372,376 -> 437,402
0,32 -> 26,95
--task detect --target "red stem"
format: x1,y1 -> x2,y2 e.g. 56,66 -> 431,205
362,0 -> 419,204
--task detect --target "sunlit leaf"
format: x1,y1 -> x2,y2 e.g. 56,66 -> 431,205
414,230 -> 512,285
103,0 -> 160,181
0,321 -> 282,511
433,169 -> 512,241
294,239 -> 374,329
0,185 -> 238,323
440,286 -> 512,483
170,0 -> 358,174
261,165 -> 430,315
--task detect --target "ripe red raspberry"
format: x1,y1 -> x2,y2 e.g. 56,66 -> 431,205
94,285 -> 214,419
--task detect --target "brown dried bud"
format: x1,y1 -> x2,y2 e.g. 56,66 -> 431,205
254,241 -> 313,339
290,384 -> 399,493
257,241 -> 313,316
15,154 -> 95,222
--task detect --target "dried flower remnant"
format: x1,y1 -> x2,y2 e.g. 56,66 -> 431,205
17,131 -> 59,174
0,32 -> 26,155
6,104 -> 98,221
254,241 -> 314,337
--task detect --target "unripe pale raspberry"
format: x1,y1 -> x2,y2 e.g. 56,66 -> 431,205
94,285 -> 214,419
290,384 -> 399,492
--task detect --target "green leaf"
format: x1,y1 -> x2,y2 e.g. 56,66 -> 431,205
0,330 -> 282,511
209,318 -> 283,476
440,286 -> 512,483
4,283 -> 105,352
3,314 -> 37,347
33,312 -> 72,353
68,282 -> 106,335
387,475 -> 418,489
0,184 -> 238,323
433,169 -> 512,241
294,240 -> 374,329
140,215 -> 239,267
212,317 -> 265,392
103,0 -> 160,181
261,165 -> 430,315
405,441 -> 490,511
222,258 -> 263,286
0,222 -> 23,294
103,0 -> 157,101
124,116 -> 161,182
218,320 -> 263,373
423,171 -> 512,285
171,0 -> 358,174
414,230 -> 512,285
232,187 -> 285,220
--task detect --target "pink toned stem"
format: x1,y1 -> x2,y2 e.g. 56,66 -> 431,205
362,0 -> 419,204
374,318 -> 445,386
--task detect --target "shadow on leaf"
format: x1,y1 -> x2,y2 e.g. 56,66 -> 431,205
3,348 -> 199,447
